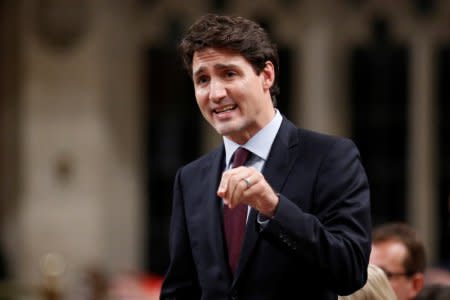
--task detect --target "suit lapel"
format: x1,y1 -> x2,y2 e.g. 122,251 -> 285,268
200,146 -> 234,282
262,118 -> 299,194
233,118 -> 300,283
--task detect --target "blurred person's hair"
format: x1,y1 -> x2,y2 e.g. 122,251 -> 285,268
372,222 -> 426,276
338,264 -> 397,300
178,13 -> 280,104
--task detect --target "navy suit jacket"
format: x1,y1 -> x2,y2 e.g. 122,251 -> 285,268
160,118 -> 372,300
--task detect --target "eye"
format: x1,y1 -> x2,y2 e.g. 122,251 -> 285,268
225,70 -> 237,78
195,75 -> 209,85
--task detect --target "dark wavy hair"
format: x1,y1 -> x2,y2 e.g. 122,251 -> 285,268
179,14 -> 280,105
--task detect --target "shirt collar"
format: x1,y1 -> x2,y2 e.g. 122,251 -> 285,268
223,109 -> 283,166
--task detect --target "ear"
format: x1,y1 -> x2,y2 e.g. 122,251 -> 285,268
409,273 -> 425,298
261,61 -> 275,91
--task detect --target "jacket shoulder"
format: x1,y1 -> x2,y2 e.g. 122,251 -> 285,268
178,145 -> 223,174
296,128 -> 358,152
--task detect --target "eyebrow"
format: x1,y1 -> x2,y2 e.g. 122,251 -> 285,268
193,63 -> 239,78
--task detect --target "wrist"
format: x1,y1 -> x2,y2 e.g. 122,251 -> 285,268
263,192 -> 280,218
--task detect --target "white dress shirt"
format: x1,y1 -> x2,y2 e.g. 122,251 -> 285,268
222,109 -> 283,221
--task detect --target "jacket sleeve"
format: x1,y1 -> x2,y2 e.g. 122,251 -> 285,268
159,168 -> 201,300
262,137 -> 371,296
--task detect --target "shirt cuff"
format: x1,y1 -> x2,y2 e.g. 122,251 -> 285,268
257,193 -> 280,228
257,213 -> 271,228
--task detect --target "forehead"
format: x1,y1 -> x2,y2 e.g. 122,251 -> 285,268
370,240 -> 408,269
192,48 -> 250,74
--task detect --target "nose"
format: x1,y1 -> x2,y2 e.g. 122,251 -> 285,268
209,79 -> 227,103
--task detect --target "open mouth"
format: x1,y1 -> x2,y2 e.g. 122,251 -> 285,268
213,104 -> 237,114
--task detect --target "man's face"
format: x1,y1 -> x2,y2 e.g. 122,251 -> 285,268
192,47 -> 275,144
370,240 -> 421,300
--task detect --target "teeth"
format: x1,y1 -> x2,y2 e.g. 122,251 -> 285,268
215,105 -> 236,113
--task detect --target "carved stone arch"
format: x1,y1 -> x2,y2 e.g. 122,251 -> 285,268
140,0 -> 210,45
34,0 -> 91,52
355,0 -> 422,43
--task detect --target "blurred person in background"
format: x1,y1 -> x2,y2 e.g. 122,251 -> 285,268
338,264 -> 397,300
370,222 -> 426,300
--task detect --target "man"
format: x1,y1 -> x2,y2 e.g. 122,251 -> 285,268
370,222 -> 426,300
160,14 -> 371,300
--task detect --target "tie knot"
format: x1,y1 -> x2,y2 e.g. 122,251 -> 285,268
232,147 -> 250,168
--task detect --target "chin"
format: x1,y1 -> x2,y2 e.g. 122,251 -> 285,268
214,119 -> 248,137
214,126 -> 237,137
215,128 -> 233,136
213,122 -> 234,134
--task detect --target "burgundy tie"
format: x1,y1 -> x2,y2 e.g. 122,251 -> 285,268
223,147 -> 250,274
